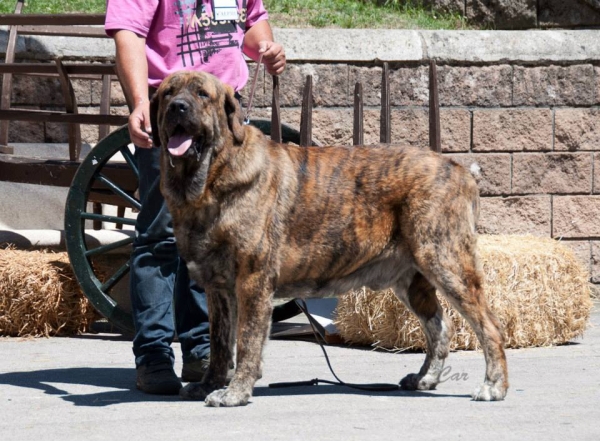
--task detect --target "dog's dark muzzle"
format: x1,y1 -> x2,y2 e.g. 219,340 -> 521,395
164,98 -> 198,157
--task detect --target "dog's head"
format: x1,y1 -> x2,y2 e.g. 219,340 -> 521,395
149,70 -> 246,159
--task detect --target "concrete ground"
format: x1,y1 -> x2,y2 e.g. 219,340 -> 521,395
1,305 -> 599,441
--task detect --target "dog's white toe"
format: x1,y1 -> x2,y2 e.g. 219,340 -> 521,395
205,388 -> 250,407
472,382 -> 506,401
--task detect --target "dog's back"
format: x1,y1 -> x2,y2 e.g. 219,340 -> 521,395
255,139 -> 480,296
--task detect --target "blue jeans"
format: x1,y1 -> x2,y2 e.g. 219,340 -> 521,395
130,146 -> 210,368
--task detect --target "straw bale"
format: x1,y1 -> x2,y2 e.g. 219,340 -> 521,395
334,235 -> 593,351
0,248 -> 98,337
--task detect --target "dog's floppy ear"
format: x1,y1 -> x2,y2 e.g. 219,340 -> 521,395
149,91 -> 160,147
223,84 -> 245,145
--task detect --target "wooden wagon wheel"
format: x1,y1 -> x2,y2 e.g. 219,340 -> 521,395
65,120 -> 311,333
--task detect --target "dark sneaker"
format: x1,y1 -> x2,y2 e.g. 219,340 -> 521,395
136,360 -> 182,395
181,356 -> 235,383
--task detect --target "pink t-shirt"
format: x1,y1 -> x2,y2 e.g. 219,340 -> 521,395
105,0 -> 268,91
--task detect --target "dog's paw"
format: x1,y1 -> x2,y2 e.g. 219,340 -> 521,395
205,388 -> 250,407
179,382 -> 214,401
472,382 -> 507,401
399,373 -> 437,391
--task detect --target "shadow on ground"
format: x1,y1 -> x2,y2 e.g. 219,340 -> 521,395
0,366 -> 471,407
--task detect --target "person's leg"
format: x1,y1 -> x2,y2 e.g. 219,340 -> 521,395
174,262 -> 215,382
131,145 -> 213,389
130,146 -> 180,394
174,263 -> 210,362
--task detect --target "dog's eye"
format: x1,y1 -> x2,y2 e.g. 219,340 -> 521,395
197,89 -> 208,99
163,88 -> 173,99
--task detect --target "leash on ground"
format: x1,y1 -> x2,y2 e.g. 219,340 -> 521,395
268,299 -> 400,392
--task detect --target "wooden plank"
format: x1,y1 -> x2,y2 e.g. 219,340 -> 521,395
270,76 -> 282,143
116,206 -> 126,230
92,203 -> 103,230
0,0 -> 23,148
62,65 -> 118,76
0,63 -> 117,75
55,58 -> 81,161
299,75 -> 313,147
353,82 -> 364,146
380,62 -> 391,144
0,109 -> 128,125
0,64 -> 63,75
0,14 -> 106,26
0,155 -> 81,187
429,60 -> 441,153
88,191 -> 136,208
0,154 -> 137,190
17,25 -> 107,38
99,75 -> 112,140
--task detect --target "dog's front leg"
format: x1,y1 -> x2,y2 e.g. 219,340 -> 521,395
205,272 -> 273,407
180,287 -> 236,401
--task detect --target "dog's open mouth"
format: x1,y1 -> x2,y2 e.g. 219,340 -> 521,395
167,126 -> 194,157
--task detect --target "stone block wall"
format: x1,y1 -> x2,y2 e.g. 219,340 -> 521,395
2,29 -> 599,285
426,0 -> 600,29
241,61 -> 600,286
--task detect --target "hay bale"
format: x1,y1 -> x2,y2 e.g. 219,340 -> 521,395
334,235 -> 593,351
0,248 -> 98,337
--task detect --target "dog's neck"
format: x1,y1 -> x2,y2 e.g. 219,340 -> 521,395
160,127 -> 269,211
160,143 -> 214,207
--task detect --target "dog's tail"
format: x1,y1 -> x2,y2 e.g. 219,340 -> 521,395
451,160 -> 480,237
459,160 -> 481,232
467,161 -> 482,179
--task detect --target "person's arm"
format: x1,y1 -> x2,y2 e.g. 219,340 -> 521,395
113,29 -> 153,148
243,20 -> 286,76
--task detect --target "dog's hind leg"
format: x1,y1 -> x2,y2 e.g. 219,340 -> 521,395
396,272 -> 454,391
415,244 -> 508,401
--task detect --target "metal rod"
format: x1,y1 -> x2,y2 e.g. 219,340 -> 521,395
429,60 -> 442,153
96,173 -> 141,211
271,76 -> 282,143
120,146 -> 139,178
100,261 -> 131,293
85,236 -> 134,257
300,75 -> 313,147
380,63 -> 391,144
353,82 -> 364,146
81,212 -> 137,226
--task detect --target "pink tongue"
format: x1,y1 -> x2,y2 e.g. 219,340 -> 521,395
167,134 -> 193,156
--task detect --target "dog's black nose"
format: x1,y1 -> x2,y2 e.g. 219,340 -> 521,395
169,99 -> 189,114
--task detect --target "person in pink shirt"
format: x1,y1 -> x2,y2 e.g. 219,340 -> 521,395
105,0 -> 285,395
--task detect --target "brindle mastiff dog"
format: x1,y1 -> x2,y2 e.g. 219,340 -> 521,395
150,70 -> 508,407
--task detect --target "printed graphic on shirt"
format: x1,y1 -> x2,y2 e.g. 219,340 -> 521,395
174,0 -> 247,67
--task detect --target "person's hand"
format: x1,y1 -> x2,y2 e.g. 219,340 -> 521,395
259,41 -> 286,76
128,99 -> 153,148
